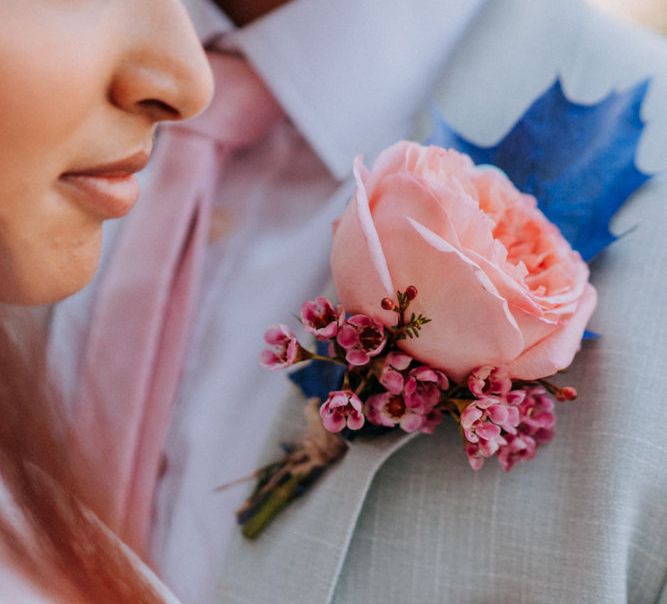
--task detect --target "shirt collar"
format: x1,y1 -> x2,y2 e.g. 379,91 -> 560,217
182,0 -> 234,42
183,0 -> 486,180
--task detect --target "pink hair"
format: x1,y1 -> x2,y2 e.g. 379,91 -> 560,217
0,314 -> 164,603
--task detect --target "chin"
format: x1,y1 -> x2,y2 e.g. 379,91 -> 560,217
3,271 -> 95,306
0,238 -> 102,306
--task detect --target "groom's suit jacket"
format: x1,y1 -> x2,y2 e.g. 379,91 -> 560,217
219,1 -> 667,603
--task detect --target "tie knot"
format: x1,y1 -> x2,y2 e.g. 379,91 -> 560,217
174,52 -> 284,149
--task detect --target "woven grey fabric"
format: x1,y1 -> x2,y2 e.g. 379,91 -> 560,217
220,1 -> 667,602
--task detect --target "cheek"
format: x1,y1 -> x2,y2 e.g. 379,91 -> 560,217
0,4 -> 110,208
0,23 -> 102,176
0,8 -> 110,304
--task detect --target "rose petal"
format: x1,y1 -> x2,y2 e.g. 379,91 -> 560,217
331,158 -> 395,324
370,215 -> 525,381
507,283 -> 597,379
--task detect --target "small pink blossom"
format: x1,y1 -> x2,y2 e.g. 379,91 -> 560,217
497,434 -> 537,471
515,387 -> 556,443
366,392 -> 424,433
495,386 -> 557,471
379,352 -> 413,394
337,314 -> 387,366
460,397 -> 522,470
300,297 -> 344,340
420,408 -> 444,434
475,396 -> 520,434
468,366 -> 512,399
319,390 -> 365,433
465,443 -> 486,471
506,389 -> 527,406
260,324 -> 301,369
460,406 -> 506,455
404,366 -> 449,410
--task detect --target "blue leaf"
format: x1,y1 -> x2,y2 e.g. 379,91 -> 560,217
288,340 -> 345,401
430,79 -> 652,261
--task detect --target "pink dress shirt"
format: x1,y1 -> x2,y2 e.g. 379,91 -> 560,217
48,0 -> 485,601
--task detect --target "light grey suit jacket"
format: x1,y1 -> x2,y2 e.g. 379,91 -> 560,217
219,1 -> 667,602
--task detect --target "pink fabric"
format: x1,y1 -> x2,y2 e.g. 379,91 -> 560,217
73,53 -> 282,554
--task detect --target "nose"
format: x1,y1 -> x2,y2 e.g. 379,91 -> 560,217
109,0 -> 214,123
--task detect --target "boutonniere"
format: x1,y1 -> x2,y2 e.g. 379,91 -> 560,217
233,79 -> 653,539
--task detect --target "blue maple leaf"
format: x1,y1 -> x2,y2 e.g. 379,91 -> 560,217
288,340 -> 345,401
430,79 -> 652,261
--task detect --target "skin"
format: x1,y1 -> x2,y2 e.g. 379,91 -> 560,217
212,0 -> 291,26
0,1 -> 214,305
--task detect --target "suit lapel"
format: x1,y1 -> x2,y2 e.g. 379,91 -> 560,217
216,102 -> 422,603
219,384 -> 416,604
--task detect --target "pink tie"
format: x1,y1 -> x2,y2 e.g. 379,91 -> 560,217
74,53 -> 283,555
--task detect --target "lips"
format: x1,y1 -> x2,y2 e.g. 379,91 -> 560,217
58,151 -> 150,219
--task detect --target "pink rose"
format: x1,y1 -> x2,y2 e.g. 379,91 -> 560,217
331,142 -> 596,381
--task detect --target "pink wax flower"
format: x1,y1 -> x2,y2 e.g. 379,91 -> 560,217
493,387 -> 556,471
319,390 -> 365,433
379,352 -> 413,394
404,366 -> 449,410
420,408 -> 444,434
468,366 -> 512,399
460,397 -> 522,470
260,324 -> 302,369
464,433 -> 507,471
497,434 -> 538,472
330,142 -> 596,381
337,314 -> 387,366
300,296 -> 344,340
465,443 -> 486,471
366,392 -> 424,433
461,404 -> 506,452
515,386 -> 556,442
505,389 -> 527,407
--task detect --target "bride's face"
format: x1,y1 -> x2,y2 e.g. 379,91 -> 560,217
0,1 -> 213,305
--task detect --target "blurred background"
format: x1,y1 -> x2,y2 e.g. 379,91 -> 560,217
590,0 -> 667,34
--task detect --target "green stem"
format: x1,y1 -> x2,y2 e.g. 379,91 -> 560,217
354,368 -> 373,396
308,353 -> 347,367
241,473 -> 304,540
535,378 -> 558,395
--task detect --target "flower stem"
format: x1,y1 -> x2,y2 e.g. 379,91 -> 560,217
535,378 -> 558,395
308,353 -> 347,367
241,473 -> 304,539
354,369 -> 373,396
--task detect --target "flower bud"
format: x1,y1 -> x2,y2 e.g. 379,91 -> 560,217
381,297 -> 395,311
405,285 -> 418,301
556,386 -> 577,401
